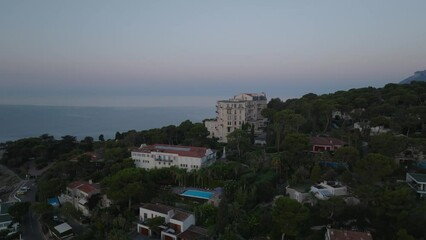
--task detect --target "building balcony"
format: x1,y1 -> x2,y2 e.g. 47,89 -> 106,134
155,158 -> 173,163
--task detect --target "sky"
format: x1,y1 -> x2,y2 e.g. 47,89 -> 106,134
1,0 -> 426,107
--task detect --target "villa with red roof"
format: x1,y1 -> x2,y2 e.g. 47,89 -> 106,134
325,228 -> 373,240
60,180 -> 100,216
131,144 -> 216,171
310,136 -> 346,153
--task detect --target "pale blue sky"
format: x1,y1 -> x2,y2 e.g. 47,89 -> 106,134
1,1 -> 425,107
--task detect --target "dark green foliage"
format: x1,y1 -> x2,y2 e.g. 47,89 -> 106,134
354,153 -> 397,184
272,197 -> 309,237
8,202 -> 30,221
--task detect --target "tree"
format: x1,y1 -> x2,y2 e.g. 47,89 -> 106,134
354,153 -> 397,184
334,146 -> 360,166
397,229 -> 415,240
8,202 -> 30,221
30,202 -> 54,216
227,129 -> 251,159
187,123 -> 209,146
272,197 -> 309,238
98,134 -> 105,142
310,164 -> 321,183
102,168 -> 152,209
107,229 -> 131,240
271,122 -> 284,152
80,136 -> 94,151
317,197 -> 346,221
282,133 -> 309,155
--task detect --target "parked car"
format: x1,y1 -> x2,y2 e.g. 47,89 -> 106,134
20,186 -> 30,191
16,190 -> 26,195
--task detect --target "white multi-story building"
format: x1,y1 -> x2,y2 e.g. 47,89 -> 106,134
131,144 -> 216,171
205,92 -> 267,143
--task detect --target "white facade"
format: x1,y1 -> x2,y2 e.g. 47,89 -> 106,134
310,181 -> 347,200
132,144 -> 216,171
137,203 -> 196,240
60,181 -> 100,216
205,92 -> 267,142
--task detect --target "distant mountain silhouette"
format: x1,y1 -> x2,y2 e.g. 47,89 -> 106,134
400,70 -> 426,84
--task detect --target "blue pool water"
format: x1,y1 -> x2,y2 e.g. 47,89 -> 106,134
180,190 -> 214,200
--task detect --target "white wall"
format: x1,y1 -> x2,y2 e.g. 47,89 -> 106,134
169,214 -> 195,233
140,208 -> 172,223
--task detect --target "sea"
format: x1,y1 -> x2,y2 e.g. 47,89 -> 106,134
0,105 -> 213,143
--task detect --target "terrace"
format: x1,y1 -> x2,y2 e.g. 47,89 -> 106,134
406,172 -> 426,198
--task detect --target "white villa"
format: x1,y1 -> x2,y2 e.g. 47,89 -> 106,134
205,93 -> 267,143
131,144 -> 216,171
137,203 -> 209,240
310,181 -> 347,200
60,180 -> 100,216
406,172 -> 426,198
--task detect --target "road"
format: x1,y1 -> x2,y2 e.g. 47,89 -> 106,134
17,180 -> 45,240
21,211 -> 44,240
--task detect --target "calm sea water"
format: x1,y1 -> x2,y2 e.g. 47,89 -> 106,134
0,105 -> 213,143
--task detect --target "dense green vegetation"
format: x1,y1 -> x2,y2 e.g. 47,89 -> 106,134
1,82 -> 426,239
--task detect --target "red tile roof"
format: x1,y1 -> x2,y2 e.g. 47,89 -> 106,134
327,229 -> 373,240
178,225 -> 209,240
67,181 -> 100,195
133,144 -> 210,158
310,136 -> 346,146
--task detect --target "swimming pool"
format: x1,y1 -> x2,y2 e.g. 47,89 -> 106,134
180,189 -> 214,200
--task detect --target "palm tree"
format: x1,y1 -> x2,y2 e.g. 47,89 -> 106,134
271,122 -> 283,152
271,153 -> 282,176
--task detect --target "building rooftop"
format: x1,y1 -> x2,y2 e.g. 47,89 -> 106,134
0,202 -> 14,215
408,172 -> 426,183
142,203 -> 174,215
178,225 -> 209,240
310,136 -> 346,146
54,222 -> 72,234
67,181 -> 100,195
133,144 -> 211,158
171,210 -> 192,222
327,229 -> 373,240
324,181 -> 345,188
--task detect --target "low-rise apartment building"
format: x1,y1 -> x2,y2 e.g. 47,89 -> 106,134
131,144 -> 216,171
205,92 -> 267,143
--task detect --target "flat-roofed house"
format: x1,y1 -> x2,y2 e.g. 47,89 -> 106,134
310,181 -> 348,200
0,202 -> 13,231
131,144 -> 216,171
137,203 -> 204,240
406,172 -> 426,198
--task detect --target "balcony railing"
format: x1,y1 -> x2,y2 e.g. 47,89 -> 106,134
155,157 -> 173,162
